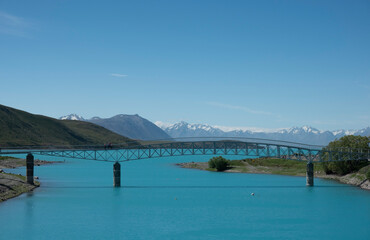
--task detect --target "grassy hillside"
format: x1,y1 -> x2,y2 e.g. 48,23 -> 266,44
0,104 -> 138,147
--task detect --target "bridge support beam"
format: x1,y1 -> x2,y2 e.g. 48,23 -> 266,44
306,162 -> 314,186
26,153 -> 34,185
113,162 -> 121,187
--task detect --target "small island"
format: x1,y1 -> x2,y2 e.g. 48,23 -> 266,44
177,156 -> 370,190
178,136 -> 370,190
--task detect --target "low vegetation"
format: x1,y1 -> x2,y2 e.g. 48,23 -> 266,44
179,136 -> 370,190
205,157 -> 325,176
208,156 -> 229,171
321,135 -> 369,176
0,156 -> 16,160
0,172 -> 40,202
0,156 -> 54,202
179,156 -> 369,189
0,156 -> 57,169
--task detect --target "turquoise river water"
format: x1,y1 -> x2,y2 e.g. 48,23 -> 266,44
0,154 -> 369,240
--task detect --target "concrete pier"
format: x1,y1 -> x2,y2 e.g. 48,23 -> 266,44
113,162 -> 121,187
306,162 -> 314,186
26,153 -> 34,185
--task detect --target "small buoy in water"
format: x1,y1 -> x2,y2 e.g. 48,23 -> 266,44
174,197 -> 177,200
251,193 -> 255,196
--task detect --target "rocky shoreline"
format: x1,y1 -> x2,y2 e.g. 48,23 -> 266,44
0,173 -> 40,202
177,161 -> 370,191
0,157 -> 56,202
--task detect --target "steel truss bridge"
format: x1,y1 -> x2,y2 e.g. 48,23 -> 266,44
1,138 -> 369,163
1,138 -> 369,187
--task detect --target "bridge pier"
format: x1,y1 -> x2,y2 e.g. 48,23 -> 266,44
306,162 -> 314,186
113,162 -> 121,187
26,153 -> 34,185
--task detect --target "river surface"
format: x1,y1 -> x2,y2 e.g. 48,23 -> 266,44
0,154 -> 369,239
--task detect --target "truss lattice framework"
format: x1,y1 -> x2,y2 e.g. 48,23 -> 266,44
1,141 -> 369,163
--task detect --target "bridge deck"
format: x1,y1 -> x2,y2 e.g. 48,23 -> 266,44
1,140 -> 369,163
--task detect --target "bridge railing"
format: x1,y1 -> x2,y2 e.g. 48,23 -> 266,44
1,138 -> 369,162
142,137 -> 326,150
319,148 -> 370,162
0,137 -> 333,152
0,140 -> 140,152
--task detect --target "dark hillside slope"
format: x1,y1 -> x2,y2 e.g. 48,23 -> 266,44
0,104 -> 137,147
89,114 -> 171,141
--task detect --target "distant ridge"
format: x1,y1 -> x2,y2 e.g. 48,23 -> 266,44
0,105 -> 138,147
156,121 -> 370,145
60,114 -> 171,141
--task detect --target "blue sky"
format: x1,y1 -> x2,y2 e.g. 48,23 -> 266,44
0,0 -> 369,131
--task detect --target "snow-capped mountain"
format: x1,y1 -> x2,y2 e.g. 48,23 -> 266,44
59,114 -> 85,121
157,121 -> 224,138
156,121 -> 370,145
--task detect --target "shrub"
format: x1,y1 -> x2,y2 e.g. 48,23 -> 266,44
208,158 -> 216,168
208,156 -> 229,171
322,135 -> 369,176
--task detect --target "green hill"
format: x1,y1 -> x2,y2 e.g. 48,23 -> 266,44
0,104 -> 138,147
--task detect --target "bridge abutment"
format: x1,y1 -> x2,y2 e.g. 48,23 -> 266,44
26,153 -> 34,185
306,162 -> 314,186
113,162 -> 121,187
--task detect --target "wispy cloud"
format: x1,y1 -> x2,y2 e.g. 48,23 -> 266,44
110,73 -> 128,78
0,11 -> 31,37
355,81 -> 370,90
206,102 -> 272,115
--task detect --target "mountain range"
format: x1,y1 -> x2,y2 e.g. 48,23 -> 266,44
60,114 -> 369,145
60,114 -> 171,141
0,105 -> 137,147
155,121 -> 370,146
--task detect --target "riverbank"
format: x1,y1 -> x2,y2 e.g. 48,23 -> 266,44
0,156 -> 55,202
0,156 -> 56,169
177,158 -> 370,190
0,173 -> 40,202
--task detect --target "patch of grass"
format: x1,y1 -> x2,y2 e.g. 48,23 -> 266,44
358,165 -> 370,175
351,165 -> 370,181
221,158 -> 325,176
0,173 -> 40,202
0,157 -> 26,167
354,174 -> 366,182
205,168 -> 217,172
3,172 -> 27,181
238,167 -> 248,173
0,156 -> 16,160
248,158 -> 326,173
246,158 -> 304,167
187,163 -> 200,169
228,160 -> 245,166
